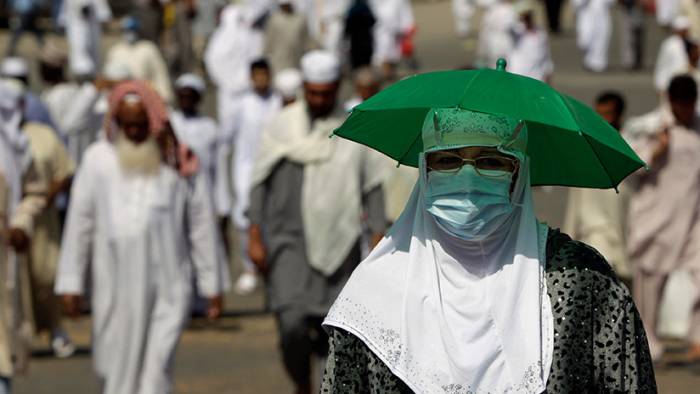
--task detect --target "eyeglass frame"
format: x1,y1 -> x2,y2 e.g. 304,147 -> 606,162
425,150 -> 519,177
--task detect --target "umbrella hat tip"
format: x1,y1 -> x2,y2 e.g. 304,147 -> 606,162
496,58 -> 507,71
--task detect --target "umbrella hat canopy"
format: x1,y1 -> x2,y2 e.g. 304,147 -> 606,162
334,59 -> 645,189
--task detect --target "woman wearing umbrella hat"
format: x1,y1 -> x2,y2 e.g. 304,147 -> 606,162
320,61 -> 656,393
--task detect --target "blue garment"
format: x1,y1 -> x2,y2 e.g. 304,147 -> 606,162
24,92 -> 63,139
11,0 -> 41,14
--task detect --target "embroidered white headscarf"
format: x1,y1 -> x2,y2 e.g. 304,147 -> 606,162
324,108 -> 554,393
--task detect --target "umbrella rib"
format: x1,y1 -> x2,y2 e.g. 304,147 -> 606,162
398,129 -> 423,164
582,133 -> 618,191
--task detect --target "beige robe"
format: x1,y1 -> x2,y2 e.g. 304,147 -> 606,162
23,122 -> 76,333
0,164 -> 46,377
623,109 -> 700,274
563,187 -> 630,279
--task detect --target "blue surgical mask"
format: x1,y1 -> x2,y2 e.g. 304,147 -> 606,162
425,165 -> 514,240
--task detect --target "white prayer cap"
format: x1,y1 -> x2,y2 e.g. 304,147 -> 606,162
175,73 -> 206,94
1,57 -> 29,79
301,50 -> 340,84
103,61 -> 132,81
672,15 -> 691,31
39,40 -> 68,68
274,68 -> 303,99
72,56 -> 96,78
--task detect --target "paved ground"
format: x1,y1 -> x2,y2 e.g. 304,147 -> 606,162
4,1 -> 700,393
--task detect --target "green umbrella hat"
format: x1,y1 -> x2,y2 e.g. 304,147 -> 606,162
334,59 -> 645,189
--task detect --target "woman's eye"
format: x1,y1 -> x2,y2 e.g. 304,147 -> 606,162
478,157 -> 510,169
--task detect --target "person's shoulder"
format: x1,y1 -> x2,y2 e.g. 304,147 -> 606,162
82,139 -> 114,165
545,228 -> 620,284
22,121 -> 56,140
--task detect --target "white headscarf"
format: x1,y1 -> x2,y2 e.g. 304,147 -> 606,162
0,79 -> 30,215
324,109 -> 554,393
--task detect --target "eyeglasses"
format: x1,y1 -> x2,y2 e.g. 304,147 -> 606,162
426,151 -> 518,176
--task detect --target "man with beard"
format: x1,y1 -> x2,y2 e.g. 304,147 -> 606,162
247,50 -> 387,394
55,81 -> 225,394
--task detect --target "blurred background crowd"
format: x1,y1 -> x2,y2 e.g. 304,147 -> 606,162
2,0 -> 700,393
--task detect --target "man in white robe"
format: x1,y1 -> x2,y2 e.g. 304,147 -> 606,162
508,1 -> 554,82
623,75 -> 700,362
204,1 -> 269,121
219,59 -> 282,296
58,0 -> 112,77
55,81 -> 225,394
39,43 -> 110,165
0,78 -> 46,394
296,0 -> 350,57
368,0 -> 414,79
476,0 -> 517,68
654,16 -> 693,92
105,16 -> 173,103
247,50 -> 386,394
264,0 -> 314,76
657,0 -> 682,27
573,0 -> 615,72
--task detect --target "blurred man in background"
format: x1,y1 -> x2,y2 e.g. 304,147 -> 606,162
565,91 -> 631,285
623,75 -> 700,363
55,81 -> 225,394
573,0 -> 615,72
105,17 -> 173,103
58,0 -> 112,78
220,59 -> 281,296
0,78 -> 46,394
21,96 -> 76,359
265,0 -> 313,77
655,16 -> 693,93
1,57 -> 61,136
247,50 -> 386,394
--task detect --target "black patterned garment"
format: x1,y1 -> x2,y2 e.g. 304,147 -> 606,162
321,230 -> 657,393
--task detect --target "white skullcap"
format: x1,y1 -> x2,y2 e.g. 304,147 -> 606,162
175,73 -> 206,94
103,62 -> 132,81
301,50 -> 340,83
72,56 -> 96,77
673,15 -> 691,31
274,68 -> 303,98
1,57 -> 29,79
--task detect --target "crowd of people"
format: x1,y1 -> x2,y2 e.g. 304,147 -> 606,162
0,0 -> 700,393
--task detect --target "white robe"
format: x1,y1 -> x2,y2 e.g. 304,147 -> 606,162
656,0 -> 682,26
508,26 -> 554,82
204,4 -> 266,121
573,0 -> 615,72
296,0 -> 350,56
654,34 -> 690,91
476,1 -> 517,68
452,0 -> 475,37
59,0 -> 112,76
41,82 -> 102,164
220,91 -> 281,229
369,0 -> 414,65
55,141 -> 224,394
169,111 -> 219,190
105,41 -> 173,103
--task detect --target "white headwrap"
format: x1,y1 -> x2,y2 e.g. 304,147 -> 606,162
301,50 -> 340,83
274,68 -> 303,99
324,109 -> 554,393
0,57 -> 29,79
